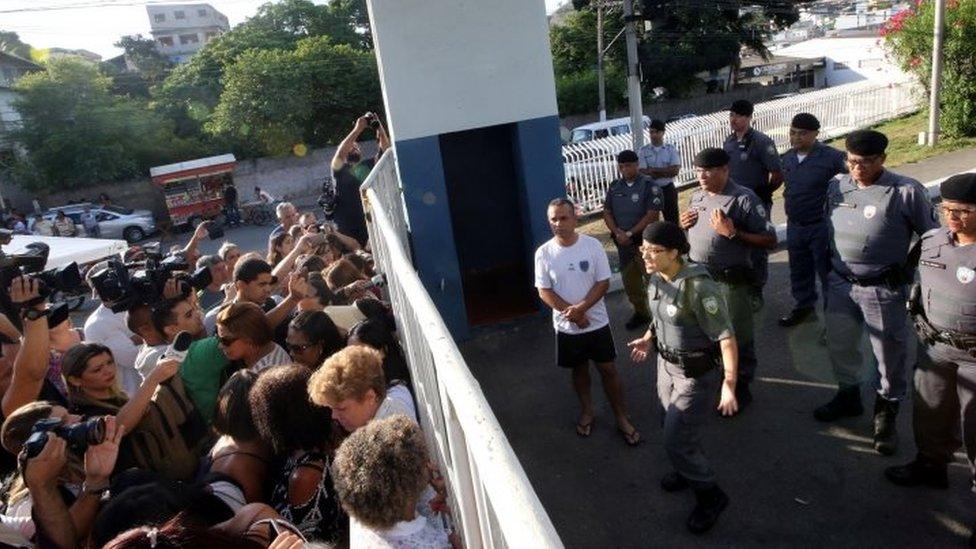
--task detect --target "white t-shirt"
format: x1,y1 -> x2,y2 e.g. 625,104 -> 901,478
374,385 -> 417,423
134,343 -> 168,383
534,234 -> 611,335
84,304 -> 141,395
350,515 -> 451,549
252,342 -> 292,372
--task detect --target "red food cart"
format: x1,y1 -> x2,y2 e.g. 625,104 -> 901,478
149,154 -> 237,228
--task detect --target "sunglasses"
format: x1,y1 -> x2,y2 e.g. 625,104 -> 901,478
287,342 -> 317,353
217,335 -> 239,347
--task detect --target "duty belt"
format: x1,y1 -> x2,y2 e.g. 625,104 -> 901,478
909,285 -> 976,358
656,344 -> 720,378
705,265 -> 754,285
839,266 -> 905,287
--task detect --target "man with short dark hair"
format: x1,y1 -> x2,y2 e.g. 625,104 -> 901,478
638,119 -> 682,224
331,114 -> 390,247
815,130 -> 939,456
603,149 -> 663,330
195,254 -> 230,312
127,304 -> 168,382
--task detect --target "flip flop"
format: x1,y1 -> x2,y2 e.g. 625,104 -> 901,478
618,426 -> 641,446
576,417 -> 595,437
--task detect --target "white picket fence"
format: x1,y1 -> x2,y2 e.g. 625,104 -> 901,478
562,79 -> 923,214
360,151 -> 564,549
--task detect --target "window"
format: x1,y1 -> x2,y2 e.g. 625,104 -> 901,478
179,34 -> 200,45
198,8 -> 208,17
153,13 -> 165,23
158,36 -> 174,47
204,32 -> 217,42
833,61 -> 850,71
175,10 -> 186,19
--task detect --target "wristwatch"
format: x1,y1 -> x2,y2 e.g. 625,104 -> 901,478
21,308 -> 49,322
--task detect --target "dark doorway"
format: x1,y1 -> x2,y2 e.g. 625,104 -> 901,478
439,124 -> 537,326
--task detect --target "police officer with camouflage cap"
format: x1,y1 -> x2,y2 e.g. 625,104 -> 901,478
680,148 -> 777,413
628,220 -> 737,534
724,100 -> 783,298
815,130 -> 940,456
885,173 -> 976,543
603,149 -> 664,330
779,113 -> 848,327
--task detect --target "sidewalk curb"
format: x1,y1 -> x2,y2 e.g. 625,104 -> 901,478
607,167 -> 973,294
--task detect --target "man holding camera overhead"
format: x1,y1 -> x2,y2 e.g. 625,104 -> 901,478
331,113 -> 391,248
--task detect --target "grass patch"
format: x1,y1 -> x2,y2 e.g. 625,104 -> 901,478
826,111 -> 976,168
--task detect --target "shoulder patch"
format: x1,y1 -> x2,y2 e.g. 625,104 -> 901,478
702,296 -> 719,315
756,203 -> 766,218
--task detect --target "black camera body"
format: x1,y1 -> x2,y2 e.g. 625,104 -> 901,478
365,112 -> 381,130
91,254 -> 213,313
23,416 -> 106,459
0,242 -> 85,330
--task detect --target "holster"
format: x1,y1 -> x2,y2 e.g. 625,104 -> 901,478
707,265 -> 755,286
658,344 -> 720,379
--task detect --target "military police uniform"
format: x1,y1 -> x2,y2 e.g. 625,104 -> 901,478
884,175 -> 976,538
604,174 -> 663,323
818,134 -> 939,453
724,128 -> 782,292
638,140 -> 682,224
687,178 -> 774,402
781,141 -> 848,316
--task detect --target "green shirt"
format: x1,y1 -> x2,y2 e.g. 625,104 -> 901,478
179,336 -> 229,425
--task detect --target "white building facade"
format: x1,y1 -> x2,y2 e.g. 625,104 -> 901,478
775,34 -> 908,87
147,3 -> 229,63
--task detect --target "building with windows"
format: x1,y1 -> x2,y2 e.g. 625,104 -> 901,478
0,51 -> 43,210
147,3 -> 230,63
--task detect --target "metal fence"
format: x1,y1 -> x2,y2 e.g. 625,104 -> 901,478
562,79 -> 923,214
361,151 -> 563,549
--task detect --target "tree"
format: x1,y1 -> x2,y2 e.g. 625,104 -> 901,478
549,7 -> 630,115
0,31 -> 32,59
100,35 -> 173,98
11,59 -> 206,190
883,0 -> 976,137
205,36 -> 381,156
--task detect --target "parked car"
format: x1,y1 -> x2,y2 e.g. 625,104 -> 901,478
568,116 -> 651,144
38,203 -> 157,243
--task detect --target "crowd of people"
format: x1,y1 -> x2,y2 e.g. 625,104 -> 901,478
537,100 -> 976,539
0,115 -> 459,548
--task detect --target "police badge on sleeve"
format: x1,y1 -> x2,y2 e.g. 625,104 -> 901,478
958,266 -> 975,284
702,296 -> 720,315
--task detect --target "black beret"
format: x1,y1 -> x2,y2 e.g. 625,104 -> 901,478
791,112 -> 820,131
693,147 -> 730,168
649,119 -> 666,132
617,149 -> 638,163
642,221 -> 689,254
845,130 -> 889,156
941,173 -> 976,205
730,99 -> 754,117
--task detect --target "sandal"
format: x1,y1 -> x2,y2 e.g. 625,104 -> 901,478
576,417 -> 595,437
618,426 -> 641,446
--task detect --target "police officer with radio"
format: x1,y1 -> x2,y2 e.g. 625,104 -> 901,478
885,173 -> 976,543
724,100 -> 783,298
680,148 -> 777,412
779,113 -> 848,327
603,150 -> 663,330
628,221 -> 737,534
815,130 -> 939,456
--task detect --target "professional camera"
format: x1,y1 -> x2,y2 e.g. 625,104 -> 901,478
0,240 -> 86,330
90,253 -> 214,313
365,112 -> 381,130
23,416 -> 106,459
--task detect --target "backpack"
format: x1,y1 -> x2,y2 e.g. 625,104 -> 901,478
125,376 -> 212,481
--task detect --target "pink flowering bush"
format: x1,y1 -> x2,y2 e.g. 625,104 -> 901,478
883,0 -> 976,136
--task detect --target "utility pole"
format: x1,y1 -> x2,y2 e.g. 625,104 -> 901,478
622,0 -> 644,150
927,0 -> 946,146
597,2 -> 607,121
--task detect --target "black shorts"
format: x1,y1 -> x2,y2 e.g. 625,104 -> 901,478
556,325 -> 617,368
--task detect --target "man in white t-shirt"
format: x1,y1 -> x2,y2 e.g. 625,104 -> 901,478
534,198 -> 640,446
638,119 -> 682,224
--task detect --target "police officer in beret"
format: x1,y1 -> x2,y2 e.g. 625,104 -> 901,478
779,113 -> 848,327
885,173 -> 976,542
724,99 -> 783,298
603,149 -> 664,330
680,148 -> 777,413
628,220 -> 736,534
815,130 -> 939,456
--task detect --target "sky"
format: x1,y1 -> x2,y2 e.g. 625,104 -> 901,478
2,0 -> 568,59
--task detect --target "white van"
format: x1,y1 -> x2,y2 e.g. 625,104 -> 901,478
568,115 -> 651,144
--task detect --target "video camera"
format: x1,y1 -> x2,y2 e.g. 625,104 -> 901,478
23,416 -> 106,459
0,237 -> 85,330
90,251 -> 213,313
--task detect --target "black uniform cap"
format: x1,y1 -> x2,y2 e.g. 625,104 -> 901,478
649,119 -> 666,132
730,99 -> 754,117
941,173 -> 976,205
617,149 -> 639,164
791,113 -> 820,131
642,221 -> 689,254
845,130 -> 889,156
693,147 -> 730,168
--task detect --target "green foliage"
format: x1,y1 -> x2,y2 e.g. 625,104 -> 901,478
883,0 -> 976,137
550,8 -> 627,75
205,36 -> 381,156
555,67 -> 628,116
11,59 -> 209,191
0,31 -> 32,59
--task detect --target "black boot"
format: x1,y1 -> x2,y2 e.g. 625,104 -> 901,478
813,386 -> 863,422
778,306 -> 815,327
660,471 -> 690,492
873,396 -> 900,456
687,485 -> 729,534
884,456 -> 948,488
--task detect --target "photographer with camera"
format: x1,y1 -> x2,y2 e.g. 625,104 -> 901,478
0,404 -> 122,544
330,113 -> 390,248
83,264 -> 143,396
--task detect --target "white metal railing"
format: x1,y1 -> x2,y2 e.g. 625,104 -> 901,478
562,78 -> 923,214
361,151 -> 563,549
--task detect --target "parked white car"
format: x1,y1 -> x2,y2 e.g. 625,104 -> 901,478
37,203 -> 157,243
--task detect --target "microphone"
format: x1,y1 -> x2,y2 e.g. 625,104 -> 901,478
161,331 -> 194,362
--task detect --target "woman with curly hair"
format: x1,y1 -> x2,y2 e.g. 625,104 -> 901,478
249,364 -> 346,542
